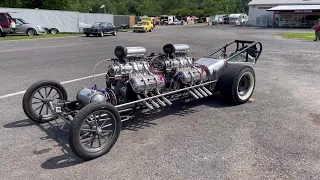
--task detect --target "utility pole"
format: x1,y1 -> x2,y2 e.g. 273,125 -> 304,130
100,4 -> 106,14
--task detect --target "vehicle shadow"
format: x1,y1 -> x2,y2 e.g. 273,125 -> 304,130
3,92 -> 233,169
122,92 -> 231,131
3,119 -> 85,169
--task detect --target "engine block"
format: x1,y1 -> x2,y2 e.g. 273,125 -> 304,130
149,44 -> 210,87
150,44 -> 193,73
103,46 -> 168,104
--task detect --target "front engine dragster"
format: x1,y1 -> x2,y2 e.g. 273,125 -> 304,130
22,40 -> 262,160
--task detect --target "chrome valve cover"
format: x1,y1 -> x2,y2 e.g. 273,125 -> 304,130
177,67 -> 207,85
129,73 -> 166,93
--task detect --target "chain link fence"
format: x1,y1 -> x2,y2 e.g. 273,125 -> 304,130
250,15 -> 273,27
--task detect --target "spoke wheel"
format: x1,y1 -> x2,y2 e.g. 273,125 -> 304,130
22,80 -> 68,123
69,102 -> 121,160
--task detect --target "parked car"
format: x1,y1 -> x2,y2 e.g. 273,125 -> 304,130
12,18 -> 46,36
132,21 -> 153,32
169,20 -> 183,25
0,12 -> 16,37
78,21 -> 92,32
119,24 -> 130,29
83,22 -> 118,37
47,27 -> 59,34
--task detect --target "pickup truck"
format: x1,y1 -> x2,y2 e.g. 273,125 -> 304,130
83,22 -> 119,37
0,12 -> 16,37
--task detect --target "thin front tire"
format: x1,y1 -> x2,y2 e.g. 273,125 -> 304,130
22,80 -> 68,123
69,102 -> 121,160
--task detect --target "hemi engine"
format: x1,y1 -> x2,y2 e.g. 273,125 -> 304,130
108,46 -> 165,93
150,44 -> 211,89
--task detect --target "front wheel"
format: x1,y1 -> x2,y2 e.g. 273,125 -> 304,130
0,32 -> 6,37
50,28 -> 58,34
69,102 -> 121,161
113,31 -> 117,36
219,64 -> 255,105
27,28 -> 36,36
22,80 -> 68,123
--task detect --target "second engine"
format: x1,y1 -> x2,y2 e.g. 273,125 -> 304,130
149,44 -> 212,89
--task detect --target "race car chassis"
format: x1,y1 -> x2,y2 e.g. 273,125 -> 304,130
22,40 -> 262,161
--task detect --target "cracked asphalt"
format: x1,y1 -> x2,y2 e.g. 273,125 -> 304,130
0,25 -> 320,180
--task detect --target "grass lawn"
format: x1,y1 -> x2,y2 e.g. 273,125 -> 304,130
0,33 -> 83,41
279,32 -> 316,40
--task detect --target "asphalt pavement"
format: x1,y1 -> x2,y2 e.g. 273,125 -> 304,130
1,25 -> 320,180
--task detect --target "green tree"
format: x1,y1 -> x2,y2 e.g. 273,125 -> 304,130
0,0 -> 252,16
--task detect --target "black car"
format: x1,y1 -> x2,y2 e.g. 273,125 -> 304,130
83,22 -> 118,37
119,24 -> 130,29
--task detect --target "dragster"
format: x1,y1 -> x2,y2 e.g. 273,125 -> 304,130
22,40 -> 262,160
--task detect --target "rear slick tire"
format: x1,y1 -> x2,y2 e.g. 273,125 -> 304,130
219,64 -> 255,105
69,102 -> 121,161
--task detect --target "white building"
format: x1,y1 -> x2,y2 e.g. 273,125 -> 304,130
248,0 -> 320,27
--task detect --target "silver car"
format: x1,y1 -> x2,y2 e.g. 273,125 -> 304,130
12,18 -> 46,36
169,20 -> 182,25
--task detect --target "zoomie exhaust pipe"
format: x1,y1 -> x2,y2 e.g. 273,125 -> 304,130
137,94 -> 154,110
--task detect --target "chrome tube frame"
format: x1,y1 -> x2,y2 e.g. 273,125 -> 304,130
114,80 -> 217,109
207,40 -> 263,64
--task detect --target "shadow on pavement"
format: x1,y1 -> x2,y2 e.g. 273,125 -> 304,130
3,119 -> 85,169
3,92 -> 233,169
